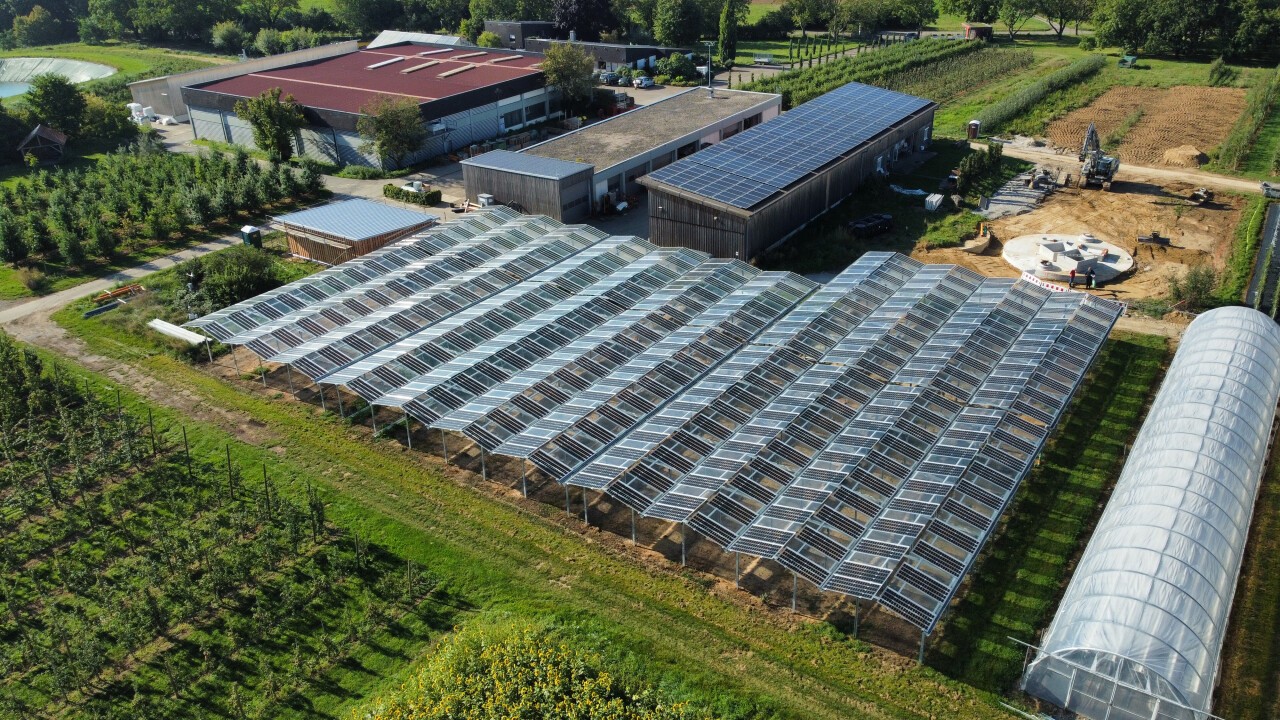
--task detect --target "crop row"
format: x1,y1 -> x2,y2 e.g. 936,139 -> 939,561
1217,64 -> 1280,170
0,334 -> 442,720
740,39 -> 981,107
887,48 -> 1036,104
0,138 -> 323,268
976,54 -> 1107,132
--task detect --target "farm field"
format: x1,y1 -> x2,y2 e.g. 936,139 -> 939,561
1045,86 -> 1247,166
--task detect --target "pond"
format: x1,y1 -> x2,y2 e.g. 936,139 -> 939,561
0,81 -> 30,98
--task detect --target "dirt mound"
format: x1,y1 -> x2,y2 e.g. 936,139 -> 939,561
1045,86 -> 1246,167
1162,144 -> 1208,167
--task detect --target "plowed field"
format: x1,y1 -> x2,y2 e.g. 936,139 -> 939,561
1046,86 -> 1246,166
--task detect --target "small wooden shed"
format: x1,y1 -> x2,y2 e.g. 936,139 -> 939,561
963,23 -> 994,40
275,199 -> 438,266
17,124 -> 68,163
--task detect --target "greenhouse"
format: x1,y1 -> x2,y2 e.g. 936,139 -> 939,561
1022,306 -> 1280,720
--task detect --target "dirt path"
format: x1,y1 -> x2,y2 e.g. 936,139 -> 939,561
978,141 -> 1263,195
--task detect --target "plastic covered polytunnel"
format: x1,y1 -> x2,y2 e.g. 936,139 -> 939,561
1022,306 -> 1280,720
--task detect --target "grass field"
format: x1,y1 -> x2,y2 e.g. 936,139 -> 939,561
930,332 -> 1170,690
50,261 -> 1031,720
1215,449 -> 1280,720
0,41 -> 226,75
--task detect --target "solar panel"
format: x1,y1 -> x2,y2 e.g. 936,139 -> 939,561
190,209 -> 1122,634
644,82 -> 932,209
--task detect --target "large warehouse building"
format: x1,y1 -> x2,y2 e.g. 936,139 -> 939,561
639,81 -> 936,260
459,88 -> 781,222
180,42 -> 556,168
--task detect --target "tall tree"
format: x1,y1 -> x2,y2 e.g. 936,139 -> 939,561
24,73 -> 86,136
356,94 -> 427,169
781,0 -> 835,37
1037,0 -> 1092,36
653,0 -> 697,44
937,0 -> 999,22
540,42 -> 595,115
239,0 -> 299,27
998,0 -> 1037,38
717,0 -> 747,67
233,87 -> 306,162
553,0 -> 617,39
333,0 -> 401,34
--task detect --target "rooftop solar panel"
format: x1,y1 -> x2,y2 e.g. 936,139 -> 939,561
643,81 -> 932,209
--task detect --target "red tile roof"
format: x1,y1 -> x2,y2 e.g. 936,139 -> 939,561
193,44 -> 544,115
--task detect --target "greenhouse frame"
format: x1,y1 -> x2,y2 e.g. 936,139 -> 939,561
1022,306 -> 1280,720
187,208 -> 1124,642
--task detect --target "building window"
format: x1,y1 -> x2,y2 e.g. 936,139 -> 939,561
503,108 -> 523,129
720,123 -> 741,141
525,102 -> 546,121
743,112 -> 762,130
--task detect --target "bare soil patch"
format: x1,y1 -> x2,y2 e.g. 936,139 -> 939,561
913,180 -> 1243,304
1045,86 -> 1247,167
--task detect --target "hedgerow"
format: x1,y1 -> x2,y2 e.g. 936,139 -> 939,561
1218,63 -> 1280,170
975,54 -> 1105,132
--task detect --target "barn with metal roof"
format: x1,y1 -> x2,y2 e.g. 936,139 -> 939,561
639,81 -> 936,261
274,199 -> 438,265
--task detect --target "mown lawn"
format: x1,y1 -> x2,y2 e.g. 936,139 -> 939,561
930,331 -> 1170,691
50,268 -> 1029,720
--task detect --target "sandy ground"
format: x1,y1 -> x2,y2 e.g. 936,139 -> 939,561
914,178 -> 1241,315
1045,86 -> 1247,167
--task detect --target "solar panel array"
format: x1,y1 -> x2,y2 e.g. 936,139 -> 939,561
189,209 -> 1122,632
644,82 -> 933,209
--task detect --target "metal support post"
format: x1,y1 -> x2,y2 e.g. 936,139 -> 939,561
631,508 -> 636,544
231,347 -> 241,374
735,552 -> 740,588
565,483 -> 571,513
404,411 -> 413,449
260,365 -> 267,387
853,601 -> 859,638
918,630 -> 927,665
582,487 -> 588,524
522,462 -> 528,497
680,523 -> 686,566
480,448 -> 487,481
337,388 -> 345,418
370,407 -> 378,434
441,430 -> 448,463
205,340 -> 214,364
319,383 -> 327,412
286,365 -> 295,394
792,572 -> 797,613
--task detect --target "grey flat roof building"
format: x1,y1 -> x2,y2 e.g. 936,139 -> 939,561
461,88 -> 782,223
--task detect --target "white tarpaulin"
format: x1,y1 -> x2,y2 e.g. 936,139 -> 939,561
1023,307 -> 1280,720
147,319 -> 209,346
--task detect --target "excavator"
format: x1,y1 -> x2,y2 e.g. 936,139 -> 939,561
1078,122 -> 1119,190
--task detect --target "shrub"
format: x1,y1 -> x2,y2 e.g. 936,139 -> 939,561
254,28 -> 286,56
184,245 -> 281,314
975,54 -> 1105,131
211,20 -> 249,52
656,53 -> 699,81
17,266 -> 47,292
477,30 -> 504,48
383,183 -> 442,205
1169,265 -> 1218,312
338,165 -> 389,179
1217,63 -> 1280,171
1208,56 -> 1237,87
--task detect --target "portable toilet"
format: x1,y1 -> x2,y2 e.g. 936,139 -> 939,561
240,225 -> 262,248
967,120 -> 982,140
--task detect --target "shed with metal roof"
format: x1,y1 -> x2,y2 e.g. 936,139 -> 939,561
275,199 -> 439,265
460,149 -> 596,222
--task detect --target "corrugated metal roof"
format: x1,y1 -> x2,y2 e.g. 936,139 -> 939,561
461,149 -> 593,180
274,199 -> 438,242
367,30 -> 473,48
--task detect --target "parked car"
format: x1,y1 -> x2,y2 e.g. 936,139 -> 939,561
598,71 -> 620,85
633,75 -> 654,88
846,213 -> 894,238
611,74 -> 631,86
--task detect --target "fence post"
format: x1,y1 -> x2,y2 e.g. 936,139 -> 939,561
183,425 -> 192,482
148,408 -> 157,456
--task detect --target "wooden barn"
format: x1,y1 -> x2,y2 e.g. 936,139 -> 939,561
275,199 -> 438,266
639,82 -> 936,261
